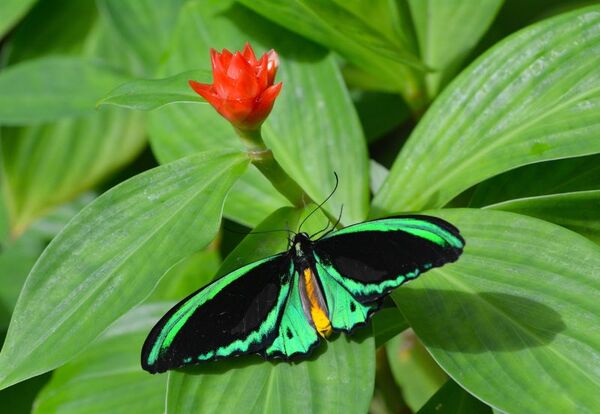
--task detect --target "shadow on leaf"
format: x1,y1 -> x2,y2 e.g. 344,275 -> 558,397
394,289 -> 566,353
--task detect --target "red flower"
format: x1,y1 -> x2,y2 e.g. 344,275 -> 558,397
189,43 -> 283,131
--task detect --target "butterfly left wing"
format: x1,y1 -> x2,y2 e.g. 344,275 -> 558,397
142,254 -> 292,373
313,215 -> 465,305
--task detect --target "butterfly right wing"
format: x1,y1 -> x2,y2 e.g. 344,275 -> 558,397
313,215 -> 464,304
142,254 -> 292,373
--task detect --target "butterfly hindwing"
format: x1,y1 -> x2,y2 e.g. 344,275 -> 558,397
142,254 -> 291,373
315,259 -> 378,333
264,267 -> 320,358
313,215 -> 465,303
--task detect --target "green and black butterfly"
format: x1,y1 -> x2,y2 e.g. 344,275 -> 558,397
142,214 -> 465,373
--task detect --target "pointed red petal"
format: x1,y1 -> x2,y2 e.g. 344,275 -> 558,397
227,52 -> 258,99
266,50 -> 279,85
189,80 -> 223,108
210,49 -> 223,73
242,42 -> 257,64
220,49 -> 233,68
243,82 -> 282,128
255,54 -> 269,90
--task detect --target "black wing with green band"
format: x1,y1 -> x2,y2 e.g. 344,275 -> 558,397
313,215 -> 464,303
141,254 -> 292,373
141,214 -> 465,373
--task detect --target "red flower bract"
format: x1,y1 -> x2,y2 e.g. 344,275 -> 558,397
189,43 -> 283,131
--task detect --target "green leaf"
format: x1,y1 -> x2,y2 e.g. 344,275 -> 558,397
98,70 -> 210,110
148,103 -> 290,228
353,91 -> 410,143
371,306 -> 409,348
0,373 -> 50,414
148,247 -> 221,302
150,0 -> 370,225
1,108 -> 146,236
0,150 -> 248,390
239,0 -> 425,104
417,380 -> 492,414
373,6 -> 600,214
393,208 -> 600,413
33,303 -> 170,414
0,194 -> 94,329
0,0 -> 37,38
0,170 -> 8,243
331,0 -> 416,51
386,330 -> 448,411
167,206 -> 375,414
487,190 -> 600,244
0,232 -> 44,329
0,57 -> 129,125
97,0 -> 187,73
469,154 -> 600,207
408,0 -> 503,97
4,0 -> 98,64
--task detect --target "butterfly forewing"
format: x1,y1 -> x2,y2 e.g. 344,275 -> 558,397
142,254 -> 291,373
313,215 -> 465,303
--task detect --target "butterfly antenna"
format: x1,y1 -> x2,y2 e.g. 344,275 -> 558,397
315,204 -> 343,240
298,172 -> 339,233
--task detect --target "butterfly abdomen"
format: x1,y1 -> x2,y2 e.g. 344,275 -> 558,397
298,266 -> 333,338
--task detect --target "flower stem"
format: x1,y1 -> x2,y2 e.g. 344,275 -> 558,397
236,127 -> 309,208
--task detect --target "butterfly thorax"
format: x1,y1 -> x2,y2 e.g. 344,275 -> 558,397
291,233 -> 333,338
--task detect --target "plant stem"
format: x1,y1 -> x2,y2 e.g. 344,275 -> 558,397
236,127 -> 309,208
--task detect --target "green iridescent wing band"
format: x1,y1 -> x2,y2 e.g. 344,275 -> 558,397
142,255 -> 292,373
313,215 -> 465,303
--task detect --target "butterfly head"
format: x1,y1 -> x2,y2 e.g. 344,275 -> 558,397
291,232 -> 312,257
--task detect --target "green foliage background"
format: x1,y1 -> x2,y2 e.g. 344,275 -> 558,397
0,0 -> 599,413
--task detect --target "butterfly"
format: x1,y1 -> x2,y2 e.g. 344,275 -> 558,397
142,214 -> 465,373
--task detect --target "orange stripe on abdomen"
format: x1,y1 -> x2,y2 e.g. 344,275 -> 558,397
303,268 -> 332,338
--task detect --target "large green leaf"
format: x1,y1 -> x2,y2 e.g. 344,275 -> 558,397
417,380 -> 492,414
487,190 -> 600,244
4,0 -> 98,64
0,57 -> 129,125
167,206 -> 375,414
98,70 -> 210,110
1,108 -> 146,236
0,150 -> 248,390
33,303 -> 170,414
97,0 -> 187,73
148,246 -> 221,302
0,0 -> 37,38
373,6 -> 600,214
149,0 -> 369,225
239,0 -> 425,104
408,0 -> 503,97
469,154 -> 600,207
394,209 -> 600,413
